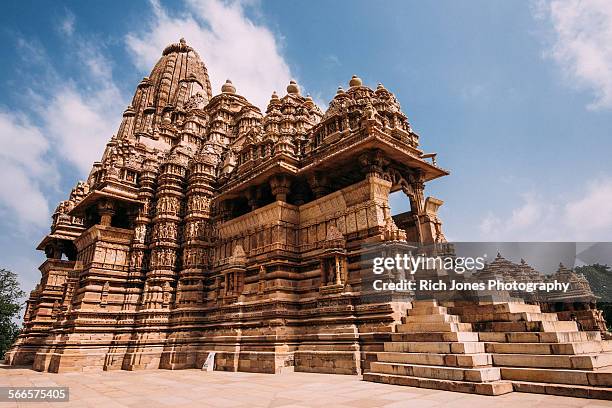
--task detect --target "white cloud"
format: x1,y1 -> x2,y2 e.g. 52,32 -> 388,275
0,15 -> 128,235
59,11 -> 75,37
0,111 -> 55,229
39,83 -> 124,174
565,178 -> 612,235
125,0 -> 293,110
18,31 -> 127,175
538,0 -> 612,109
479,178 -> 612,241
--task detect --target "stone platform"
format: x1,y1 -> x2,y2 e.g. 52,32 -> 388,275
2,365 -> 607,408
365,300 -> 612,400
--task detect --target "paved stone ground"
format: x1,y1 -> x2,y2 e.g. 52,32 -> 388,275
1,365 -> 611,408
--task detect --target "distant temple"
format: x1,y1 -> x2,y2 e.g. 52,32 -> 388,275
472,253 -> 605,332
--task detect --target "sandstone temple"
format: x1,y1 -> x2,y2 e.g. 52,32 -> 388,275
7,39 -> 612,400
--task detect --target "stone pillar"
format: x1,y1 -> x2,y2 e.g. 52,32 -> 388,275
408,170 -> 425,215
358,149 -> 388,179
98,199 -> 116,226
270,174 -> 291,202
246,186 -> 261,211
308,172 -> 329,199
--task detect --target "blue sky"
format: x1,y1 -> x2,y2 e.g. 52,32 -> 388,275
1,0 -> 612,293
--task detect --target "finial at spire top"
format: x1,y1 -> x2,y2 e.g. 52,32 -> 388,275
180,38 -> 186,44
287,80 -> 300,95
349,74 -> 362,88
221,79 -> 236,94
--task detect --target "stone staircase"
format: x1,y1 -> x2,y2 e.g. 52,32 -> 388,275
363,300 -> 514,396
449,302 -> 612,399
364,300 -> 612,400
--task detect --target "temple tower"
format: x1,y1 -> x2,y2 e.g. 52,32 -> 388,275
8,40 -> 450,375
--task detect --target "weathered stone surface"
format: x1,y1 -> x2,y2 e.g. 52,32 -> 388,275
6,40 -> 449,377
6,37 -> 612,403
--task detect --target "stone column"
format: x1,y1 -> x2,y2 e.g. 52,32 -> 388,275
408,170 -> 425,215
270,174 -> 291,202
246,186 -> 261,211
358,149 -> 388,179
308,172 -> 329,199
98,200 -> 116,226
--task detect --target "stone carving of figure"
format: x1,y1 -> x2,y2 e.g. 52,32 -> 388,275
135,225 -> 146,242
142,199 -> 150,216
130,251 -> 143,268
327,259 -> 336,285
168,251 -> 176,267
161,249 -> 167,266
162,282 -> 170,306
227,273 -> 234,292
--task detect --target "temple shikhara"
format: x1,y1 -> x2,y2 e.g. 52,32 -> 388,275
7,39 -> 612,400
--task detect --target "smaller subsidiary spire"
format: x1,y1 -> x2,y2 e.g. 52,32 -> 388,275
304,94 -> 314,108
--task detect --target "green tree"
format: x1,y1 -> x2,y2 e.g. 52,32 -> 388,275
0,268 -> 25,360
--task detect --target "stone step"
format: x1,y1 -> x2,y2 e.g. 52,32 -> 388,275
397,322 -> 472,333
479,320 -> 578,332
493,353 -> 612,370
449,303 -> 542,315
485,341 -> 605,355
363,373 -> 513,396
478,331 -> 601,343
411,299 -> 439,308
370,361 -> 502,382
500,366 -> 612,386
385,341 -> 486,354
461,312 -> 558,323
407,306 -> 448,316
377,351 -> 492,367
403,314 -> 460,324
391,331 -> 479,343
512,380 -> 612,400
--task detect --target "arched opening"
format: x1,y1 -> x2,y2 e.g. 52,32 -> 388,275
388,189 -> 421,242
388,190 -> 411,216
